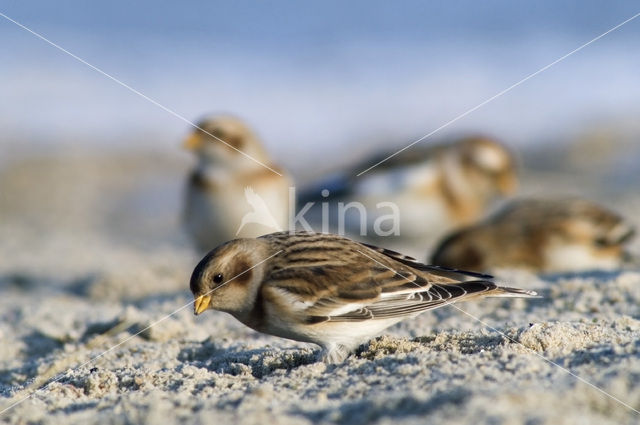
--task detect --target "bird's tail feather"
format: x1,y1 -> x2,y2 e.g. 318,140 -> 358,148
490,286 -> 540,298
429,281 -> 539,302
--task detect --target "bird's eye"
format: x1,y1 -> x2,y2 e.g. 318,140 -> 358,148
213,273 -> 224,284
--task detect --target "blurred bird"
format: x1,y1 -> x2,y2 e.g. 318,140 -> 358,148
183,115 -> 292,252
431,198 -> 635,273
297,135 -> 517,255
190,231 -> 537,363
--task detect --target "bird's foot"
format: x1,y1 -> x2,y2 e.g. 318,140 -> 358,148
318,344 -> 352,364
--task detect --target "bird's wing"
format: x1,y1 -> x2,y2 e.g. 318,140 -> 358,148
350,144 -> 439,174
360,242 -> 494,281
263,233 -> 510,323
319,280 -> 500,322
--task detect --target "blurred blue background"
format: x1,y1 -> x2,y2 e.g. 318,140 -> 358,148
2,1 -> 639,177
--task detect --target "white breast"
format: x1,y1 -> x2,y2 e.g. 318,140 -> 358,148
543,243 -> 620,272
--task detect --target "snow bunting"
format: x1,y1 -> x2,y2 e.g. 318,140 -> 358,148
182,115 -> 293,252
297,135 -> 517,255
431,198 -> 635,273
190,231 -> 537,363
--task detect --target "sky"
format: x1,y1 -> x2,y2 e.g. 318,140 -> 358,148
1,1 -> 639,173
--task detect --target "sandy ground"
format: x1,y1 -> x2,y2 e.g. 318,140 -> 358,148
1,150 -> 639,424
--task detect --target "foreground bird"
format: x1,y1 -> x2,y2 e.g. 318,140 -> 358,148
190,231 -> 537,363
183,115 -> 292,252
297,135 -> 517,256
431,198 -> 635,273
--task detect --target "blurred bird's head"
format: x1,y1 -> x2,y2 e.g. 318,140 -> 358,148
183,115 -> 269,169
190,238 -> 270,316
557,199 -> 636,248
457,136 -> 518,197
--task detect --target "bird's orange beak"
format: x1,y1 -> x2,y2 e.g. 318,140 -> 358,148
194,295 -> 212,315
183,133 -> 202,151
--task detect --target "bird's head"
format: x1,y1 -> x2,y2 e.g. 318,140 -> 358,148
459,136 -> 518,197
190,237 -> 271,316
183,115 -> 269,168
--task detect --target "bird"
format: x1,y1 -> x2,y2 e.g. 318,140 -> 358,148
190,231 -> 538,363
431,198 -> 635,273
182,115 -> 293,252
296,135 -> 517,257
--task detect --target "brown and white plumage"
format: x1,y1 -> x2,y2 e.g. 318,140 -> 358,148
297,135 -> 517,257
431,198 -> 635,273
190,231 -> 537,363
182,115 -> 292,252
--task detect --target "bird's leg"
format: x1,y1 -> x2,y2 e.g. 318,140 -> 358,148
318,343 -> 352,364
